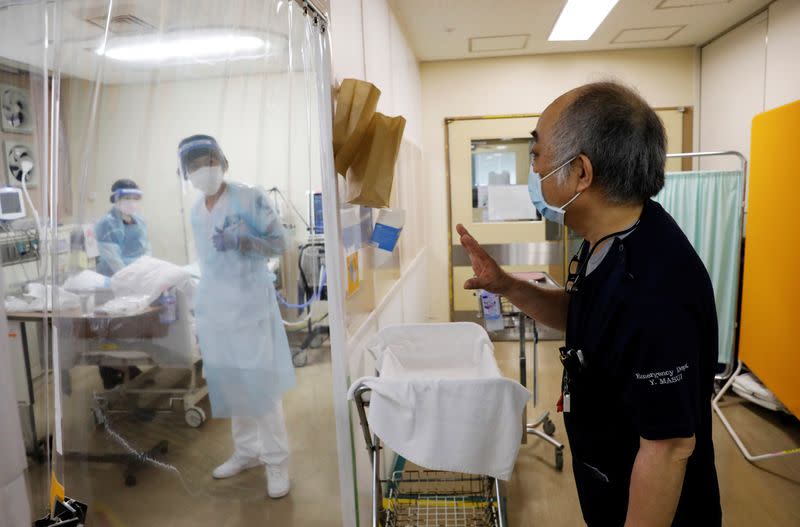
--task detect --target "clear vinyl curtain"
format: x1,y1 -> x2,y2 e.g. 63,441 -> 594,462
0,0 -> 343,524
0,2 -> 52,525
654,170 -> 745,371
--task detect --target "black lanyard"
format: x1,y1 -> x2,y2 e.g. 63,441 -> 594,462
565,221 -> 640,294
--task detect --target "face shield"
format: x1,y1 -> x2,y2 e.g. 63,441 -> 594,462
111,188 -> 143,200
178,137 -> 229,196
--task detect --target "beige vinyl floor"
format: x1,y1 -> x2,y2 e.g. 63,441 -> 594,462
496,340 -> 800,527
25,339 -> 800,526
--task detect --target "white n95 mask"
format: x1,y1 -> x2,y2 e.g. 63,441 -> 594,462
116,199 -> 140,216
528,156 -> 580,225
189,166 -> 224,196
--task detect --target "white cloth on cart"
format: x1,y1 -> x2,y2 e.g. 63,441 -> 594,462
348,322 -> 530,481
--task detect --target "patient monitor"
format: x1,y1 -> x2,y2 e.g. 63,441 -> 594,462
0,187 -> 25,220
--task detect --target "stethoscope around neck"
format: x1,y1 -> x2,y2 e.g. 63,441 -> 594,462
565,221 -> 640,294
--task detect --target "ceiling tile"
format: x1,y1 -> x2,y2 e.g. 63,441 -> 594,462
469,34 -> 529,53
612,25 -> 686,44
656,0 -> 732,9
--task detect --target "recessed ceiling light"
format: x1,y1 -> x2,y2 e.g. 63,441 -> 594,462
97,31 -> 267,63
549,0 -> 620,41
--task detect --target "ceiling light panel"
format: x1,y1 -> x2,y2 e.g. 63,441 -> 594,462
97,31 -> 267,64
549,0 -> 620,41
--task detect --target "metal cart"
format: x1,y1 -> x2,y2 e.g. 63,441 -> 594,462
352,383 -> 506,527
477,272 -> 565,471
290,239 -> 329,367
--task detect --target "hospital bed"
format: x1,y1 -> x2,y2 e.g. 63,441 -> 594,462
62,287 -> 205,487
8,286 -> 205,486
73,288 -> 208,429
349,323 -> 531,527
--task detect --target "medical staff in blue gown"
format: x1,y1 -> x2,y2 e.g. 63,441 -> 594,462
95,179 -> 150,388
179,134 -> 296,499
95,179 -> 150,277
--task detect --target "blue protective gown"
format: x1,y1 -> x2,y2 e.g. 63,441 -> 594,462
95,207 -> 150,277
190,181 -> 296,418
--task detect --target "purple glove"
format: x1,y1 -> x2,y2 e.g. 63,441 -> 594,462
212,226 -> 240,252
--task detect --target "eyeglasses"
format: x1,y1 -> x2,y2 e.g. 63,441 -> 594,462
565,242 -> 587,294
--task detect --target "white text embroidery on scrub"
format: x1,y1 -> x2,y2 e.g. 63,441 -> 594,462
634,363 -> 689,386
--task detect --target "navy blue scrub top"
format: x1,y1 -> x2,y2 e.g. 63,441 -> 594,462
563,199 -> 721,526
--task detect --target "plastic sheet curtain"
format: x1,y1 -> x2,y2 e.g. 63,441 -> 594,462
0,3 -> 53,525
0,0 -> 346,524
654,170 -> 744,370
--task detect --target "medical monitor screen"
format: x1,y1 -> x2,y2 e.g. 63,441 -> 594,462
0,191 -> 22,213
313,192 -> 324,234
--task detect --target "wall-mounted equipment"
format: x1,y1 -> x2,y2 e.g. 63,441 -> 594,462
0,85 -> 33,134
4,141 -> 37,188
0,226 -> 39,267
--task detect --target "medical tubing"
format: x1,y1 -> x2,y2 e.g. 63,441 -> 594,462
100,413 -> 267,502
21,175 -> 48,280
268,187 -> 311,230
276,265 -> 326,309
277,291 -> 317,310
284,311 -> 329,330
21,175 -> 40,241
281,307 -> 315,327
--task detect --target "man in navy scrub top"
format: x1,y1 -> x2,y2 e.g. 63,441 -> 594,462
457,81 -> 721,526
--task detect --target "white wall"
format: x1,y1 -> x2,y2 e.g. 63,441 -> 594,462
763,0 -> 800,110
329,0 -> 427,330
331,0 -> 422,147
329,1 -> 426,525
699,13 -> 767,171
421,47 -> 697,322
699,0 -> 800,170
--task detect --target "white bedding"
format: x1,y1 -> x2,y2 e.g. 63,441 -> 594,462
348,322 -> 530,481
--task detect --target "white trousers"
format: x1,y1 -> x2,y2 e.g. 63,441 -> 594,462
231,399 -> 290,466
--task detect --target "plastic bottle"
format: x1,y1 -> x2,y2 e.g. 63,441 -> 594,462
159,289 -> 177,324
480,290 -> 504,331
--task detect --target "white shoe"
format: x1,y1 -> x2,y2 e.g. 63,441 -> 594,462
266,462 -> 290,498
212,455 -> 261,479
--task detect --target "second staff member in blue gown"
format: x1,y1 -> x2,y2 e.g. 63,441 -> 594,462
95,179 -> 150,277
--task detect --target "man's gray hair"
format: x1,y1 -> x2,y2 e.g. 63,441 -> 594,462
550,82 -> 666,204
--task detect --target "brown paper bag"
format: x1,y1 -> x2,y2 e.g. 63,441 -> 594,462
346,113 -> 406,208
333,78 -> 381,176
